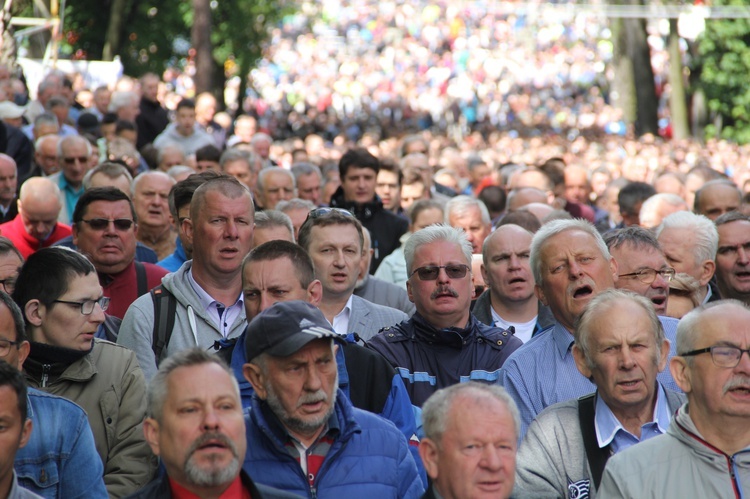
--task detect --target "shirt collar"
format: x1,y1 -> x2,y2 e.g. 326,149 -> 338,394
187,267 -> 243,311
595,382 -> 670,448
552,321 -> 575,359
58,174 -> 83,193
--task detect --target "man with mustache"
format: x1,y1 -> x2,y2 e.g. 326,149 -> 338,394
131,348 -> 296,498
499,219 -> 681,438
242,301 -> 424,498
367,224 -> 522,407
599,300 -> 750,497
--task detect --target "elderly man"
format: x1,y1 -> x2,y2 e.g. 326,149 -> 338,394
49,135 -> 92,224
255,168 -> 295,211
251,210 -> 294,248
276,198 -> 315,240
0,154 -> 18,224
420,383 -> 519,499
220,149 -> 258,192
0,177 -> 71,259
241,301 -> 424,497
195,92 -> 226,149
132,171 -> 177,260
445,195 -> 492,254
119,176 -> 254,380
109,91 -> 140,123
693,179 -> 742,221
330,148 -> 409,273
367,224 -> 522,407
474,224 -> 554,343
153,99 -> 215,156
72,187 -> 168,319
132,349 -> 294,498
298,208 -> 407,340
291,162 -> 323,206
638,193 -> 688,229
499,219 -> 680,437
515,290 -> 684,497
599,300 -> 750,497
14,247 -> 156,497
714,212 -> 750,305
605,226 -> 675,315
31,134 -> 60,178
655,211 -> 720,303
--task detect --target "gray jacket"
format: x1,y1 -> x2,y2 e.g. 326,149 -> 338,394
599,403 -> 750,498
514,387 -> 685,499
117,261 -> 246,380
347,294 -> 408,341
472,290 -> 555,338
354,275 -> 415,316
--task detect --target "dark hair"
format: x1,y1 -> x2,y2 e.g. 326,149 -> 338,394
168,170 -> 224,219
339,147 -> 379,178
13,247 -> 96,322
378,158 -> 402,186
115,119 -> 137,135
408,199 -> 443,225
478,185 -> 506,218
72,187 -> 137,225
101,113 -> 118,126
298,210 -> 364,252
0,360 -> 28,422
195,144 -> 222,163
176,98 -> 195,111
242,240 -> 315,289
538,158 -> 566,188
0,292 -> 26,343
604,226 -> 662,252
617,181 -> 656,217
497,210 -> 542,233
0,237 -> 23,263
714,211 -> 750,228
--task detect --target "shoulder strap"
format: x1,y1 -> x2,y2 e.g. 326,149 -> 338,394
578,393 -> 611,490
150,285 -> 177,366
134,261 -> 148,297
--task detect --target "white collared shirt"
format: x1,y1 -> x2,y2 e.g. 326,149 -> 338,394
330,294 -> 354,336
187,268 -> 244,338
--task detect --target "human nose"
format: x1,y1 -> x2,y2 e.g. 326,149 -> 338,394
224,219 -> 239,239
259,292 -> 274,313
738,247 -> 750,266
568,259 -> 583,278
304,365 -> 323,392
508,254 -> 521,270
202,406 -> 220,430
619,346 -> 636,370
479,444 -> 504,471
652,271 -> 669,288
90,301 -> 106,323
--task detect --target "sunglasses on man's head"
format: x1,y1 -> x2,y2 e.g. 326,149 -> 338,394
306,207 -> 354,220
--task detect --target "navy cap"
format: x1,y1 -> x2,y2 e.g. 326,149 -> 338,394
245,301 -> 345,361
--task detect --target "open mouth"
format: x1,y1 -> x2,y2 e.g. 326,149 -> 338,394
573,285 -> 593,299
736,271 -> 750,280
651,296 -> 667,307
509,277 -> 526,284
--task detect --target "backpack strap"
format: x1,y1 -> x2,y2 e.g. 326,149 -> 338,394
150,285 -> 177,366
134,261 -> 148,297
578,393 -> 611,490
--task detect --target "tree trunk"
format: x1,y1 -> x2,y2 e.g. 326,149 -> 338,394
611,16 -> 636,125
0,0 -> 16,68
102,0 -> 128,61
623,14 -> 659,136
668,18 -> 689,140
192,0 -> 213,95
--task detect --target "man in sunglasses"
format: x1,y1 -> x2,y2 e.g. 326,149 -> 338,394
367,224 -> 522,407
599,300 -> 750,497
0,177 -> 71,259
72,187 -> 168,320
48,135 -> 91,224
12,247 -> 156,497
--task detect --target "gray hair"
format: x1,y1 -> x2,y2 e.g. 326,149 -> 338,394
422,382 -> 521,444
57,135 -> 92,159
250,132 -> 272,146
157,144 -> 186,166
34,112 -> 59,130
166,165 -> 196,181
654,211 -> 718,265
404,224 -> 472,275
604,226 -> 662,253
530,219 -> 610,285
444,195 -> 491,226
108,90 -> 138,112
34,134 -> 58,151
147,348 -> 239,422
291,162 -> 322,182
83,162 -> 133,190
131,170 -> 174,198
676,300 -> 750,362
276,198 -> 315,214
220,148 -> 255,170
257,167 -> 295,193
639,193 -> 687,221
574,289 -> 664,369
255,210 -> 294,238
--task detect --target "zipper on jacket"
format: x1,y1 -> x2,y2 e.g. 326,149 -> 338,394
40,364 -> 51,387
309,486 -> 317,499
728,456 -> 741,499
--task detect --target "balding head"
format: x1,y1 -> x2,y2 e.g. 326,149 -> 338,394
18,177 -> 62,241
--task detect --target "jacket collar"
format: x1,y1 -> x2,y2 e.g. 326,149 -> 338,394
411,312 -> 474,348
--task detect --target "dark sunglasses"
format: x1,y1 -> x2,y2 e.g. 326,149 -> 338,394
63,156 -> 89,165
410,264 -> 470,281
81,218 -> 135,231
306,207 -> 354,220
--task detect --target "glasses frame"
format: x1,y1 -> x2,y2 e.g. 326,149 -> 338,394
306,207 -> 354,220
0,338 -> 20,357
410,264 -> 471,281
680,345 -> 750,368
80,218 -> 135,231
52,297 -> 111,315
618,267 -> 675,284
0,277 -> 16,294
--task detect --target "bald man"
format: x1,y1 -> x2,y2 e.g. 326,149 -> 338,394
0,154 -> 18,223
0,177 -> 71,258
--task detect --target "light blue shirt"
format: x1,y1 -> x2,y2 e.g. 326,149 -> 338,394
499,317 -> 680,439
187,268 -> 243,338
56,174 -> 84,225
595,383 -> 671,454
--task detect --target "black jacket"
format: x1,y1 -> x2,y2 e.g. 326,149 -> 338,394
366,312 -> 523,407
136,98 -> 170,149
329,187 -> 408,273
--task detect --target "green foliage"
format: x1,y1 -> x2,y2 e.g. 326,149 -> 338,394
697,0 -> 750,143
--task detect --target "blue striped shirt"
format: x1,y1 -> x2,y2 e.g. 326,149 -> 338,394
499,317 -> 680,439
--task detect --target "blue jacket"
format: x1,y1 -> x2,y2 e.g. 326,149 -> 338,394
227,332 -> 427,485
156,237 -> 186,273
16,388 -> 108,498
243,390 -> 424,498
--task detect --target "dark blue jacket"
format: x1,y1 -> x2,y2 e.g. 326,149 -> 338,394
366,312 -> 523,407
243,390 -> 424,498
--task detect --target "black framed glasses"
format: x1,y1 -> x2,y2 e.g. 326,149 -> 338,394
306,207 -> 354,220
0,338 -> 20,357
53,297 -> 111,315
681,345 -> 750,368
80,218 -> 135,231
410,264 -> 470,281
0,277 -> 16,294
618,267 -> 675,284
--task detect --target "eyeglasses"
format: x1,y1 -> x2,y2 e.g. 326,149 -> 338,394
618,267 -> 675,284
410,264 -> 470,281
681,345 -> 750,368
0,338 -> 20,357
306,207 -> 354,220
0,277 -> 16,294
80,218 -> 135,231
53,297 -> 111,315
63,156 -> 89,165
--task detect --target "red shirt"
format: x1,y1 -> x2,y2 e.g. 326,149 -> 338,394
0,215 -> 72,259
169,474 -> 252,499
100,260 -> 168,319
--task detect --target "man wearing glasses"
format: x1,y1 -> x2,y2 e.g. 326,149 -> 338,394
0,177 -> 71,259
599,300 -> 750,497
367,224 -> 522,407
12,247 -> 156,497
605,226 -> 674,316
72,187 -> 167,319
48,135 -> 91,224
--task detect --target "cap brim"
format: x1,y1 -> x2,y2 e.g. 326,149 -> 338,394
265,326 -> 346,358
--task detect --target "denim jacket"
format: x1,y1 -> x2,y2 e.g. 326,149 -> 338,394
15,388 -> 108,499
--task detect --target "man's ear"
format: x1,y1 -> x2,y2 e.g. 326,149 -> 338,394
24,300 -> 44,327
572,344 -> 593,380
670,356 -> 692,393
419,438 -> 440,481
15,341 -> 29,371
243,363 -> 267,399
72,222 -> 79,246
699,259 -> 716,286
535,284 -> 548,306
18,418 -> 32,449
406,279 -> 415,304
307,280 -> 323,308
480,263 -> 489,289
143,418 -> 161,457
182,218 -> 194,246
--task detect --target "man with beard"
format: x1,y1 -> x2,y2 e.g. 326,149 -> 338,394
129,348 -> 296,498
241,301 -> 423,498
